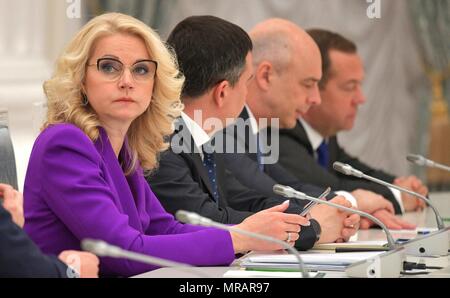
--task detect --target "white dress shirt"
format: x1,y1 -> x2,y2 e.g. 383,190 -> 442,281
180,112 -> 211,161
245,105 -> 259,135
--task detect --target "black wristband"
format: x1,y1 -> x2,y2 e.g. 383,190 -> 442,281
294,219 -> 321,251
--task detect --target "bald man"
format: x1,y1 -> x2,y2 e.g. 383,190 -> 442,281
278,29 -> 427,222
220,18 -> 363,246
246,18 -> 322,128
224,19 -> 412,231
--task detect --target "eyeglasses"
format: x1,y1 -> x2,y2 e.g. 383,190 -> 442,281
87,58 -> 158,82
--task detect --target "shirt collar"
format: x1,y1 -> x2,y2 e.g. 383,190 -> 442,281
299,118 -> 325,151
245,105 -> 260,135
180,112 -> 211,150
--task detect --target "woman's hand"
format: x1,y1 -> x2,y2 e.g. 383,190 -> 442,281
230,201 -> 310,253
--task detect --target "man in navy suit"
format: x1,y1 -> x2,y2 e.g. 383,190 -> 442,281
0,183 -> 99,277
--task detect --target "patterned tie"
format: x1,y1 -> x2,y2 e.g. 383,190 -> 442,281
317,140 -> 330,169
202,146 -> 220,203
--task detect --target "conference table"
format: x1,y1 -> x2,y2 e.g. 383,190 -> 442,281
134,192 -> 450,278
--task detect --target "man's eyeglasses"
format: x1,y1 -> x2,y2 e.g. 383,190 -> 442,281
87,58 -> 158,82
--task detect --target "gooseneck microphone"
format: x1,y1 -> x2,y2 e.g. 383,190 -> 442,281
273,184 -> 397,250
175,210 -> 310,278
333,161 -> 445,229
407,154 -> 450,173
81,239 -> 193,269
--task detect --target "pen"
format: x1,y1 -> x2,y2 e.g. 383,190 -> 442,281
300,201 -> 316,216
335,247 -> 390,253
300,187 -> 331,216
417,230 -> 431,235
245,267 -> 323,276
245,267 -> 302,273
395,238 -> 411,244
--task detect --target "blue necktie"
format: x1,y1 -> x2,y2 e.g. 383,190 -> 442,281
202,147 -> 220,203
317,140 -> 329,169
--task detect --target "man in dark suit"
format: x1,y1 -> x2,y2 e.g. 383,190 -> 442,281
147,16 -> 358,250
278,29 -> 427,228
220,19 -> 364,244
0,183 -> 99,277
239,21 -> 414,230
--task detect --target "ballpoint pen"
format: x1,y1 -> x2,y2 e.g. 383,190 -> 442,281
300,187 -> 331,216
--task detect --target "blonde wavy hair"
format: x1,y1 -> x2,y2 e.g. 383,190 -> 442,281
43,13 -> 184,175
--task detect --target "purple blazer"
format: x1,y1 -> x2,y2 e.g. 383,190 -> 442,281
24,124 -> 235,277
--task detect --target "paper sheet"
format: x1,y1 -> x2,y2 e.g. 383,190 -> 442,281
223,269 -> 321,278
246,251 -> 384,265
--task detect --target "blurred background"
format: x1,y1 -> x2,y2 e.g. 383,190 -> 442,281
0,0 -> 449,192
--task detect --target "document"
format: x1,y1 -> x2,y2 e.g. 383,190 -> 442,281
240,251 -> 384,272
223,269 -> 322,278
313,240 -> 388,251
245,251 -> 383,265
240,261 -> 348,272
389,227 -> 438,235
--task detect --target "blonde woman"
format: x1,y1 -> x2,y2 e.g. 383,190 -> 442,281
23,13 -> 240,277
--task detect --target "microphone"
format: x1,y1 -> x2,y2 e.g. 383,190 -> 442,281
81,239 -> 194,271
273,185 -> 397,250
175,210 -> 310,278
333,161 -> 445,230
273,185 -> 407,277
407,154 -> 450,173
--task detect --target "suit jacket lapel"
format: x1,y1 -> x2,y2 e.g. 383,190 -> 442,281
237,108 -> 258,161
173,117 -> 217,201
95,128 -> 142,231
293,120 -> 315,155
214,153 -> 228,208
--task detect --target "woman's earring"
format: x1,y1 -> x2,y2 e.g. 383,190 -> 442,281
81,93 -> 89,106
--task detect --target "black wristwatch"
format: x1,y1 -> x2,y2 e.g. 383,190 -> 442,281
310,219 -> 322,243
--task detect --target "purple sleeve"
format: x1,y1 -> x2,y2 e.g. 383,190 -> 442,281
34,126 -> 235,277
143,184 -> 214,234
